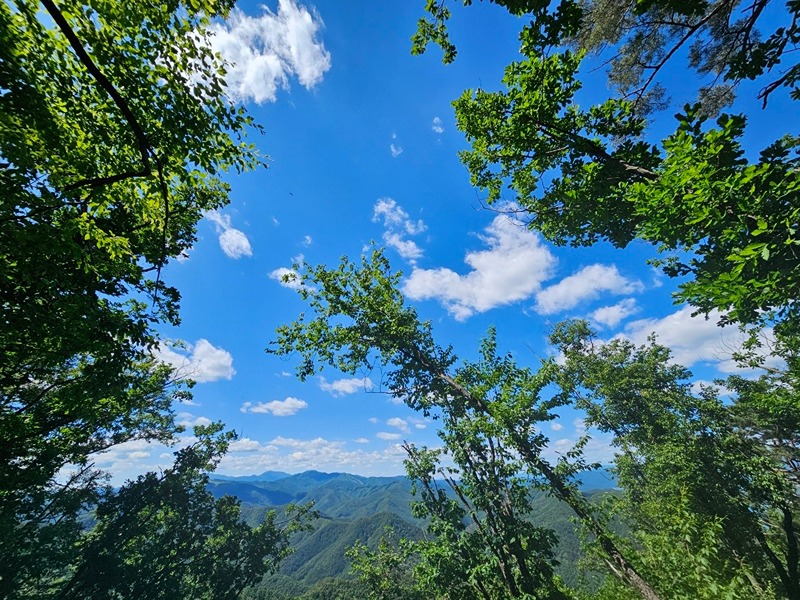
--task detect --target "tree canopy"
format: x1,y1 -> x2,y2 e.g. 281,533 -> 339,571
0,0 -> 295,596
416,0 -> 800,332
274,248 -> 798,599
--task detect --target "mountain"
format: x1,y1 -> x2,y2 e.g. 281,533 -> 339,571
213,469 -> 618,597
209,471 -> 414,520
212,470 -> 291,483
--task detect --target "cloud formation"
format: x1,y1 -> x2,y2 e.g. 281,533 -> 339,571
617,306 -> 758,372
156,339 -> 235,382
177,412 -> 213,428
269,266 -> 303,289
319,377 -> 374,397
206,210 -> 253,258
218,436 -> 408,476
372,198 -> 426,264
403,215 -> 556,320
210,0 -> 331,104
386,417 -> 410,433
535,264 -> 642,315
431,116 -> 444,134
240,397 -> 308,416
590,298 -> 640,328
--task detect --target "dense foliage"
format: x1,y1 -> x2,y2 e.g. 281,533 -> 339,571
418,0 -> 800,333
0,0 -> 294,597
272,245 -> 798,599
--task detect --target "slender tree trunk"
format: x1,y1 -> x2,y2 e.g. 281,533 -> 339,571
427,365 -> 663,600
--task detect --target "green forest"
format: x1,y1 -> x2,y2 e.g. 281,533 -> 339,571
1,0 -> 799,598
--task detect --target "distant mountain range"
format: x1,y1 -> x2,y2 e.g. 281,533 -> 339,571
210,468 -> 617,598
209,467 -> 616,510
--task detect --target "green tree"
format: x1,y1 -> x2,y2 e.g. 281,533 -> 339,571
273,250 -> 800,598
0,0 -> 261,593
551,320 -> 797,598
271,249 -> 659,600
56,424 -> 312,600
347,528 -> 425,600
415,0 -> 800,332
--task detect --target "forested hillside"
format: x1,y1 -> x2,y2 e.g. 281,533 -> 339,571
211,470 -> 617,598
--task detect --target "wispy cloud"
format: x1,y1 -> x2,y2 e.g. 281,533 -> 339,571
403,214 -> 556,320
390,143 -> 403,158
240,397 -> 308,416
535,264 -> 642,315
206,210 -> 253,259
431,116 -> 444,134
372,198 -> 426,264
210,0 -> 331,104
156,339 -> 235,383
377,431 -> 402,440
219,436 -> 408,476
177,412 -> 213,428
615,306 -> 774,373
319,377 -> 374,397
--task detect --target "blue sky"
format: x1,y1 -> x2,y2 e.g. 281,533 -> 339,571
95,0 -> 792,483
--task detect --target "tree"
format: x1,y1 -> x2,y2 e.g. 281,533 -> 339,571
273,249 -> 800,598
551,320 -> 797,598
56,424 -> 312,600
0,0 -> 261,593
347,528 -> 425,600
271,249 -> 660,600
414,0 -> 800,332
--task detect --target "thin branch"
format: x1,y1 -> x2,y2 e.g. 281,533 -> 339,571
40,0 -> 153,181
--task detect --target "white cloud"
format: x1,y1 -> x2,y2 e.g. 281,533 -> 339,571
550,422 -> 563,431
431,116 -> 444,134
156,339 -> 235,383
535,264 -> 642,315
616,306 -> 779,373
217,436 -> 408,476
691,379 -> 733,396
319,377 -> 374,397
377,431 -> 402,440
387,417 -> 410,433
269,266 -> 303,289
206,210 -> 253,259
373,198 -> 426,234
544,433 -> 616,465
403,214 -> 556,320
354,437 -> 370,444
240,397 -> 308,416
229,438 -> 264,452
210,0 -> 331,104
408,417 -> 428,430
390,143 -> 403,158
372,198 -> 426,264
302,234 -> 313,247
369,417 -> 379,424
177,412 -> 213,428
590,298 -> 640,328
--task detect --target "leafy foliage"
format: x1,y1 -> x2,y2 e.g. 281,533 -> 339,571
57,425 -> 311,600
273,248 -> 800,598
417,0 -> 800,332
0,0 -> 265,595
271,249 -> 657,599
